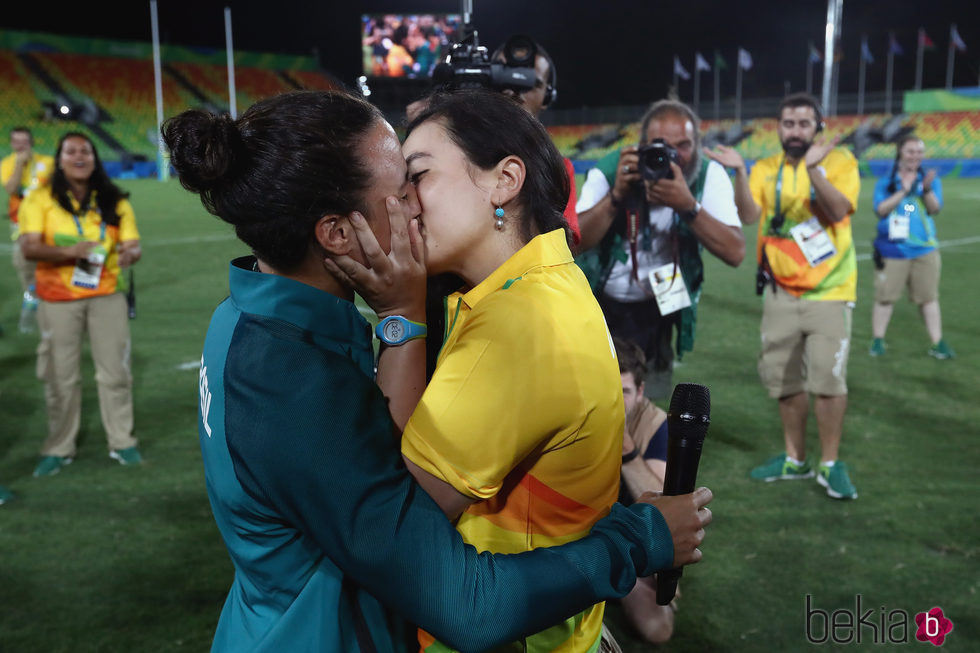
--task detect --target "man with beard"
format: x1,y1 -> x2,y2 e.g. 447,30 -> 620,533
578,100 -> 745,398
705,92 -> 860,500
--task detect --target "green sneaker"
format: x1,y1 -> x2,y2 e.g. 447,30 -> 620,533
868,338 -> 886,357
0,484 -> 13,505
750,453 -> 815,482
109,447 -> 143,466
33,455 -> 72,478
817,461 -> 858,499
928,339 -> 955,360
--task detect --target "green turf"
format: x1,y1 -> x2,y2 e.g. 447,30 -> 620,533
1,177 -> 977,651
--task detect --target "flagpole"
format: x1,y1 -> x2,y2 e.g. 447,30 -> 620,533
831,0 -> 842,116
886,31 -> 895,114
713,51 -> 720,121
149,0 -> 168,182
735,51 -> 743,123
225,6 -> 237,119
915,28 -> 924,90
694,64 -> 701,115
821,0 -> 837,116
858,35 -> 867,115
806,40 -> 813,95
945,24 -> 956,89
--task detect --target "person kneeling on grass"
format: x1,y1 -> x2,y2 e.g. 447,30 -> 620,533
163,89 -> 713,653
614,337 -> 677,644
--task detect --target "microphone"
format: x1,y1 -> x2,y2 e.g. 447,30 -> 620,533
656,382 -> 711,605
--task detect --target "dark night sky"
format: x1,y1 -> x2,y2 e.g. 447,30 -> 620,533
5,1 -> 978,110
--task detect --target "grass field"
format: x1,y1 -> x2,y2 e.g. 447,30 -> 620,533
1,176 -> 978,652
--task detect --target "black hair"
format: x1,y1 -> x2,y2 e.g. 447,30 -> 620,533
777,92 -> 824,125
406,89 -> 570,245
162,90 -> 384,271
886,134 -> 924,194
613,336 -> 647,387
50,132 -> 129,226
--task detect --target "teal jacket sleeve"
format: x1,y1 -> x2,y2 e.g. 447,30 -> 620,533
225,319 -> 673,652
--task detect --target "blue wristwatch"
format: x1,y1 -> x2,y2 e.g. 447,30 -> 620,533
375,315 -> 427,346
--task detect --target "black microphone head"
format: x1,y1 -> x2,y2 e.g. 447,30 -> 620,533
667,382 -> 711,441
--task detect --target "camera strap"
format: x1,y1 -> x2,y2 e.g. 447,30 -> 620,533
624,193 -> 644,283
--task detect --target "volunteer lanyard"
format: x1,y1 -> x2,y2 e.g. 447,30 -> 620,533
72,209 -> 106,242
771,157 -> 816,236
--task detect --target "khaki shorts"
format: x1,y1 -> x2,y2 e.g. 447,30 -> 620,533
874,249 -> 940,305
758,288 -> 852,398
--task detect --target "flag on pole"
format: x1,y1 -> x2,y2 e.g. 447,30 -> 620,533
889,33 -> 904,55
737,47 -> 753,70
861,38 -> 875,64
695,52 -> 711,71
714,50 -> 728,70
673,55 -> 691,80
809,43 -> 822,63
951,25 -> 967,52
919,29 -> 936,50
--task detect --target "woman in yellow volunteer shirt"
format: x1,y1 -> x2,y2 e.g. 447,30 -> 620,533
330,90 -> 638,653
19,132 -> 143,478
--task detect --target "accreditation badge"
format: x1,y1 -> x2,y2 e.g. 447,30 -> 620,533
648,262 -> 691,316
71,245 -> 107,289
888,203 -> 914,241
790,216 -> 837,267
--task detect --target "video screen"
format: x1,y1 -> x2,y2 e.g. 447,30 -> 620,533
362,13 -> 462,79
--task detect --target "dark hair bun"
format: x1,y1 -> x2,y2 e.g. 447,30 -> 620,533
162,111 -> 241,194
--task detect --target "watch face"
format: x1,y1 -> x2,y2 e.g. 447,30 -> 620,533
382,319 -> 405,342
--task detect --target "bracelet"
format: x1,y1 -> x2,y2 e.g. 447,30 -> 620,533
610,191 -> 624,208
621,448 -> 640,463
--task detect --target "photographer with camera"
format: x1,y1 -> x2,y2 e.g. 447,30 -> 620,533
493,34 -> 580,244
705,92 -> 860,500
577,100 -> 744,398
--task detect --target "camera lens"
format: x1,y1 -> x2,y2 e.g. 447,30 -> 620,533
503,35 -> 536,67
638,143 -> 674,181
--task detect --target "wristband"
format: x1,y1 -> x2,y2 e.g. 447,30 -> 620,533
621,448 -> 640,464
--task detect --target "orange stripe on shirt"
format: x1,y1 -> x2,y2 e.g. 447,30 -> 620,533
466,473 -> 602,539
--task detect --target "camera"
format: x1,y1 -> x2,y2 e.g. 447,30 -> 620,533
430,8 -> 536,94
637,139 -> 679,182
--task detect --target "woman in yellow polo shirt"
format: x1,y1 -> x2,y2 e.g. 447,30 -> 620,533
333,89 -> 630,653
19,132 -> 142,477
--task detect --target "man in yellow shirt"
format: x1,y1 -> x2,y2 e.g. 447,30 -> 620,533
705,93 -> 860,500
2,126 -> 54,332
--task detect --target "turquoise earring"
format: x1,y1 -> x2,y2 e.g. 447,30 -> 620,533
494,206 -> 505,231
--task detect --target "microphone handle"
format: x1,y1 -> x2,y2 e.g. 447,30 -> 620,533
655,437 -> 703,605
